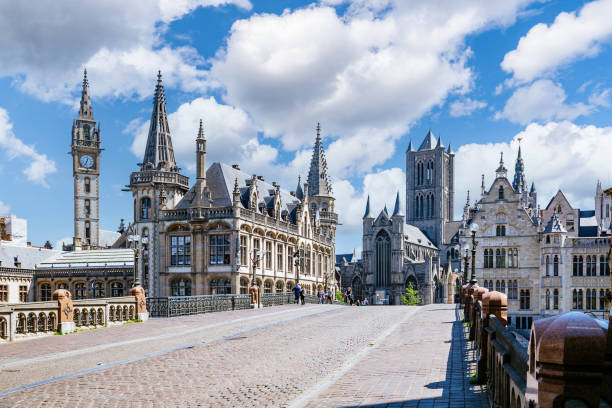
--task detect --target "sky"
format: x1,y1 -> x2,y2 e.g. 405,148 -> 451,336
1,0 -> 612,254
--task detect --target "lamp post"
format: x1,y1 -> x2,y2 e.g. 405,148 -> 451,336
127,234 -> 142,288
459,237 -> 469,285
470,223 -> 479,285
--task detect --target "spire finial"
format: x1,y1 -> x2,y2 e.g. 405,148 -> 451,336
363,195 -> 371,219
500,151 -> 504,165
316,122 -> 321,140
198,119 -> 204,139
157,70 -> 162,84
392,191 -> 402,216
466,190 -> 470,205
234,177 -> 239,193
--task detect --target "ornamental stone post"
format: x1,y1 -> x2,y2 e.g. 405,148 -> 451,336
478,291 -> 507,383
52,289 -> 75,334
130,285 -> 149,321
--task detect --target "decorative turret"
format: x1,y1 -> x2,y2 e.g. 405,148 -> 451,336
481,174 -> 486,197
447,143 -> 453,154
295,176 -> 304,200
363,195 -> 372,219
436,134 -> 444,148
392,191 -> 403,216
194,119 -> 211,207
512,141 -> 526,192
495,152 -> 507,179
141,71 -> 177,172
406,139 -> 414,152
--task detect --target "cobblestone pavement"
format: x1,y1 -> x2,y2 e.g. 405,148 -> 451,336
0,304 -> 487,407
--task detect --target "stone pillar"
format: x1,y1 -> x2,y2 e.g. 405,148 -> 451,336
52,289 -> 75,334
463,283 -> 474,322
477,291 -> 507,383
470,286 -> 487,340
526,312 -> 607,407
129,285 -> 149,321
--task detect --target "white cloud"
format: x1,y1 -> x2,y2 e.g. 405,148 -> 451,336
495,79 -> 607,124
0,200 -> 10,216
0,0 -> 249,103
0,107 -> 56,186
501,0 -> 612,83
455,121 -> 612,213
210,1 -> 535,177
449,98 -> 487,117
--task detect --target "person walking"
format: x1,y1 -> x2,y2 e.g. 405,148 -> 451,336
299,287 -> 305,305
363,298 -> 368,306
293,283 -> 301,304
317,289 -> 323,304
346,287 -> 354,306
326,288 -> 332,304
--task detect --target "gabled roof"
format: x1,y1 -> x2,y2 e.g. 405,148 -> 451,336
204,162 -> 300,215
418,130 -> 437,151
544,213 -> 566,233
544,190 -> 574,211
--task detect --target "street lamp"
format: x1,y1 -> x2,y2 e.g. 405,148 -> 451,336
470,223 -> 479,285
459,237 -> 469,284
127,234 -> 144,288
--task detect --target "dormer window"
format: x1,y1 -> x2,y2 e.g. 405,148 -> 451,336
498,186 -> 504,200
496,225 -> 506,236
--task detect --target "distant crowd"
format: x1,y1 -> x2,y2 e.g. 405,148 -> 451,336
291,284 -> 368,306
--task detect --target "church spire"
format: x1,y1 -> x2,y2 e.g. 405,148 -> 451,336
141,71 -> 177,172
307,122 -> 333,197
392,191 -> 403,216
496,152 -> 507,178
78,68 -> 94,121
295,175 -> 304,200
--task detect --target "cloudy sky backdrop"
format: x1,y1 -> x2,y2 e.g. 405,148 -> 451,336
1,0 -> 611,253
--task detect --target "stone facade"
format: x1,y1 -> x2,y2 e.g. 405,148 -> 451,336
466,149 -> 611,329
0,268 -> 33,303
127,73 -> 338,298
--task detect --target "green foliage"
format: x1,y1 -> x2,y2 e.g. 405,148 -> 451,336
400,283 -> 421,306
124,319 -> 143,324
335,290 -> 344,303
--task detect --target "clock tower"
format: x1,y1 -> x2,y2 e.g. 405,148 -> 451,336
71,69 -> 102,249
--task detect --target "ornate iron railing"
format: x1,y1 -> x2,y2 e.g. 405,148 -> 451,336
147,294 -> 251,317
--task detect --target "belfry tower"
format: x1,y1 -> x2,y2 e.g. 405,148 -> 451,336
71,69 -> 102,248
307,123 -> 337,238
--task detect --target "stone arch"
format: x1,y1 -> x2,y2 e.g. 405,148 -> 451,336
263,279 -> 274,293
210,277 -> 232,295
253,227 -> 265,236
240,276 -> 249,294
37,313 -> 46,332
240,224 -> 252,233
275,280 -> 284,293
351,276 -> 364,301
286,281 -> 295,291
109,306 -> 115,322
206,221 -> 231,231
167,223 -> 191,232
406,274 -> 418,291
0,316 -> 7,339
47,313 -> 56,332
97,308 -> 104,325
27,312 -> 37,333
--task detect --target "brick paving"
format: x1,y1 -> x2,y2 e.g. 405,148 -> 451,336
0,304 -> 487,407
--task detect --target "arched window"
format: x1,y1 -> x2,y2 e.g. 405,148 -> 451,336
111,282 -> 123,297
573,256 -> 583,276
509,280 -> 518,300
545,256 -> 550,276
500,280 -> 505,294
430,195 -> 434,218
171,279 -> 191,296
83,125 -> 91,143
572,289 -> 578,309
171,235 -> 191,266
40,283 -> 51,301
75,282 -> 86,299
414,196 -> 420,218
553,289 -> 559,310
495,280 -> 501,292
546,235 -> 551,244
85,221 -> 91,241
495,249 -> 505,268
375,230 -> 391,288
496,225 -> 506,236
419,195 -> 424,218
586,289 -> 592,310
93,282 -> 104,298
578,289 -> 583,309
140,197 -> 151,220
275,281 -> 284,293
498,186 -> 504,200
545,290 -> 550,310
553,255 -> 559,276
586,256 -> 596,276
263,280 -> 273,294
600,289 -> 606,310
425,195 -> 430,219
85,199 -> 91,216
84,177 -> 91,193
57,282 -> 68,290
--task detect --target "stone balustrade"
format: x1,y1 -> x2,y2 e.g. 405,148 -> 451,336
462,283 -> 612,407
0,286 -> 148,342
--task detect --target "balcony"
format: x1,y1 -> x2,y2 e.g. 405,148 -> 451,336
129,171 -> 189,189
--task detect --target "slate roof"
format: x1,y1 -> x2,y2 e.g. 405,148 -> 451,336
544,213 -> 566,233
405,224 -> 437,249
418,130 -> 437,151
37,249 -> 134,269
0,245 -> 59,270
336,253 -> 356,266
443,221 -> 462,244
199,162 -> 301,215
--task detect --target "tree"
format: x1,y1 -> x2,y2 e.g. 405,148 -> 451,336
335,290 -> 344,302
401,283 -> 421,306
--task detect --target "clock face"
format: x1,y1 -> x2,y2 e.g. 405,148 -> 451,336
79,155 -> 94,169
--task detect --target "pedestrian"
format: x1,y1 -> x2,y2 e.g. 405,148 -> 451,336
356,299 -> 361,306
326,288 -> 332,304
318,289 -> 323,304
364,298 -> 368,306
300,288 -> 305,305
292,283 -> 301,304
347,287 -> 354,306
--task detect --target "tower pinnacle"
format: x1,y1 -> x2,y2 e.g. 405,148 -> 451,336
78,68 -> 94,121
141,71 -> 177,172
307,122 -> 333,197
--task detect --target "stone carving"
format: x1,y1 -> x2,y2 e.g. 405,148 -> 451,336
130,285 -> 147,314
52,289 -> 73,323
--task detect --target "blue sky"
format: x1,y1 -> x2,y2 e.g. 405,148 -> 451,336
1,0 -> 612,253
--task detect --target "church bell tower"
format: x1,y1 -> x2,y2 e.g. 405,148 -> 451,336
71,69 -> 102,248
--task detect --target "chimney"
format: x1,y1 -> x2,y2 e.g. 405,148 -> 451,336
232,164 -> 240,170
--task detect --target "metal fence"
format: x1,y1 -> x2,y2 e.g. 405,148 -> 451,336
147,292 -> 344,317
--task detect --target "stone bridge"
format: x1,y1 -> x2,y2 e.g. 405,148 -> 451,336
0,302 -> 487,407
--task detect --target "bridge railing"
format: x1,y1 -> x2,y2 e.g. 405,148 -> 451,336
462,283 -> 612,407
